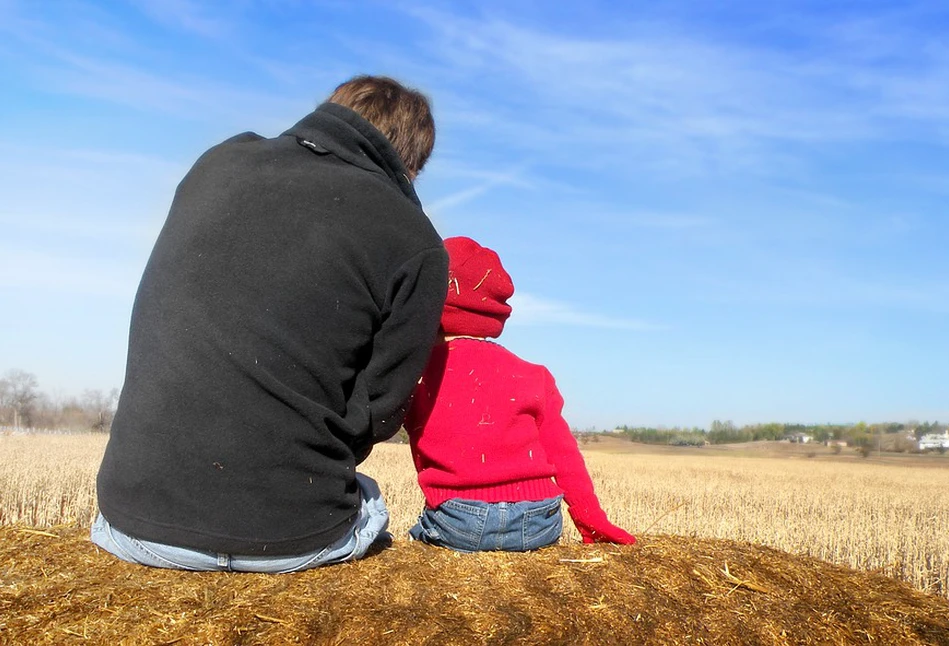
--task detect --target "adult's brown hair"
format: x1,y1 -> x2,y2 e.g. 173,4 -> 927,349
328,75 -> 435,178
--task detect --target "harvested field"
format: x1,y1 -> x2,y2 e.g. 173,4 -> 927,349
2,525 -> 948,645
4,434 -> 947,599
3,434 -> 949,644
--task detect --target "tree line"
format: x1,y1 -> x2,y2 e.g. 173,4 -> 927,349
0,369 -> 118,433
614,419 -> 946,451
3,367 -> 945,446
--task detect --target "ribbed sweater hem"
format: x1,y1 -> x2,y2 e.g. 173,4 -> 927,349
422,477 -> 562,509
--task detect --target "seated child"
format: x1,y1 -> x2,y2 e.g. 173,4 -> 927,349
403,236 -> 636,552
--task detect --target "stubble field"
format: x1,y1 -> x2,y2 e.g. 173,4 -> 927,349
1,432 -> 947,599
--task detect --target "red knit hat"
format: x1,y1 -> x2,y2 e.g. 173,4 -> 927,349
441,237 -> 514,338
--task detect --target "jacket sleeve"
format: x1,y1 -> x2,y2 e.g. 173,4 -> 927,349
536,369 -> 637,545
359,246 -> 448,450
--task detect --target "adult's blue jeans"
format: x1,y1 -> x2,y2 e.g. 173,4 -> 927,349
90,473 -> 390,573
409,495 -> 564,553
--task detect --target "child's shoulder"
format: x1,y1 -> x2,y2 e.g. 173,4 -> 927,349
451,338 -> 551,374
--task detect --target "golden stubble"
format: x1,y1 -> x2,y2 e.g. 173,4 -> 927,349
2,434 -> 946,598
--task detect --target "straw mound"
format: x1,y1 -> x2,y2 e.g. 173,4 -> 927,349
1,526 -> 948,646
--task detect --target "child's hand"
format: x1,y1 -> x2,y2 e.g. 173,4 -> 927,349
568,505 -> 637,545
577,522 -> 637,545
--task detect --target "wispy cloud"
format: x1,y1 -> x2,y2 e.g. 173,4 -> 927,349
429,159 -> 537,187
131,0 -> 233,39
839,276 -> 949,313
0,144 -> 185,176
0,247 -> 139,297
0,212 -> 160,245
425,165 -> 532,214
693,254 -> 949,314
403,6 -> 949,178
595,212 -> 715,230
0,6 -> 306,130
508,293 -> 663,330
31,49 -> 301,127
425,184 -> 496,214
0,144 -> 184,231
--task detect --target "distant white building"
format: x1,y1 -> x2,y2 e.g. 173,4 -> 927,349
787,432 -> 813,444
919,431 -> 949,450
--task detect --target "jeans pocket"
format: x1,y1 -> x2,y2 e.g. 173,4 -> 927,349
430,500 -> 488,551
522,497 -> 564,550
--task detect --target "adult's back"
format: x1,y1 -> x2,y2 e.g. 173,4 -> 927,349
95,78 -> 447,561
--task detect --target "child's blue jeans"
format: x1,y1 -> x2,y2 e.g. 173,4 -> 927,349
90,473 -> 390,573
409,495 -> 564,552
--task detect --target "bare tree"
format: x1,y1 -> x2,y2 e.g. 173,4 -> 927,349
3,369 -> 39,430
82,388 -> 120,432
0,377 -> 10,426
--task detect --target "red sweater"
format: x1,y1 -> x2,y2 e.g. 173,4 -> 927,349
404,339 -> 633,544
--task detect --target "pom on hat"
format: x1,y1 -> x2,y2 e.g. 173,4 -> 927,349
441,237 -> 514,338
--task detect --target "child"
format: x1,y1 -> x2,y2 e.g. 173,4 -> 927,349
403,236 -> 636,552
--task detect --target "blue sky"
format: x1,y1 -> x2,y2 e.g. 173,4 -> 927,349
1,0 -> 947,429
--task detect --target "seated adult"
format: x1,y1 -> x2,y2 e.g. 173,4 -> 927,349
92,75 -> 448,572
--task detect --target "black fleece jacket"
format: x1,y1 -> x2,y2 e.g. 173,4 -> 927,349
96,103 -> 447,555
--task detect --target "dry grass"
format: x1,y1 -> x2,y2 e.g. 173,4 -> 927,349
2,433 -> 948,600
0,433 -> 106,527
2,525 -> 948,645
578,450 -> 949,598
4,434 -> 949,644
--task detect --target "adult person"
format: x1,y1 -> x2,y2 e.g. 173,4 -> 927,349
92,75 -> 448,573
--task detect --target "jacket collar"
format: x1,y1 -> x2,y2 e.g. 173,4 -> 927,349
282,103 -> 421,208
